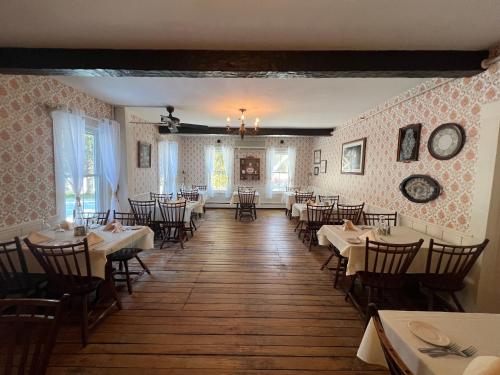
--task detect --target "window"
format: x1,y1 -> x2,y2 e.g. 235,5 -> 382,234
212,148 -> 228,191
64,126 -> 102,220
271,149 -> 289,191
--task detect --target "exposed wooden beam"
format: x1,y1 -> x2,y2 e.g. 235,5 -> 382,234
0,48 -> 488,78
159,125 -> 334,137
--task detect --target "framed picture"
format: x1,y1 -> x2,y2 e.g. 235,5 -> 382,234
341,138 -> 366,175
397,123 -> 422,162
313,150 -> 321,164
240,157 -> 260,181
313,166 -> 319,175
138,141 -> 151,168
320,160 -> 327,173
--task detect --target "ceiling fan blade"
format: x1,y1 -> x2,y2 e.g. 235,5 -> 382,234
179,122 -> 210,129
130,121 -> 165,125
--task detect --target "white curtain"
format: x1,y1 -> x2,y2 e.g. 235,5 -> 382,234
51,110 -> 86,220
287,146 -> 297,187
158,140 -> 178,194
97,119 -> 121,217
265,147 -> 276,199
221,146 -> 234,198
205,146 -> 216,198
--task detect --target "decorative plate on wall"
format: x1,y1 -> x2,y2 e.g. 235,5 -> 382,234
427,123 -> 466,160
399,175 -> 441,203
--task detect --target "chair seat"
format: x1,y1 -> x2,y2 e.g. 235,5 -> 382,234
49,276 -> 103,295
420,274 -> 465,292
107,248 -> 143,262
358,271 -> 406,289
2,273 -> 47,294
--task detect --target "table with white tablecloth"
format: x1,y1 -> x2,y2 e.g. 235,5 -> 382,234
358,310 -> 500,375
282,192 -> 296,211
19,226 -> 154,279
317,225 -> 442,275
230,191 -> 260,205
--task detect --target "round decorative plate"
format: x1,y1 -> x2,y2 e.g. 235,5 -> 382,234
408,321 -> 451,347
428,123 -> 466,160
399,175 -> 441,203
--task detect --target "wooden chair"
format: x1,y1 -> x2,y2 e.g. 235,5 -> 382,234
0,295 -> 69,375
158,201 -> 188,249
421,239 -> 489,312
346,238 -> 423,316
82,210 -> 110,226
363,212 -> 398,227
24,238 -> 121,346
303,203 -> 334,250
291,191 -> 314,224
192,184 -> 207,191
367,304 -> 414,375
238,191 -> 256,221
318,195 -> 340,206
150,192 -> 173,201
285,186 -> 301,192
180,190 -> 199,232
128,199 -> 156,234
107,211 -> 151,294
0,237 -> 47,298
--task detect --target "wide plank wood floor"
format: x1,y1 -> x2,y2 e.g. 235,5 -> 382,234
49,209 -> 387,374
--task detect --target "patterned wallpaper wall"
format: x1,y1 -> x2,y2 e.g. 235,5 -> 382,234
311,64 -> 500,233
0,75 -> 112,229
177,136 -> 314,193
126,114 -> 159,197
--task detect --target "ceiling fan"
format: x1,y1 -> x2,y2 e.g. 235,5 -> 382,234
129,105 -> 209,133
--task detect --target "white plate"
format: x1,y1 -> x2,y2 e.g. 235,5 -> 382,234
408,320 -> 451,347
346,237 -> 362,244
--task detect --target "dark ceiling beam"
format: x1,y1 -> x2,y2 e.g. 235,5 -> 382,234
159,125 -> 334,137
0,48 -> 488,78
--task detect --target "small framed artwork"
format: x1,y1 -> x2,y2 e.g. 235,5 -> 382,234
341,138 -> 366,175
313,150 -> 321,164
313,166 -> 319,175
397,123 -> 422,162
138,141 -> 152,168
320,160 -> 327,173
240,157 -> 260,181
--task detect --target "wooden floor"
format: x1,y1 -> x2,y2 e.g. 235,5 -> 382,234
49,209 -> 387,374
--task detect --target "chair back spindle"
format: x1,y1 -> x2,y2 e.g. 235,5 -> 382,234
363,212 -> 398,226
128,199 -> 156,226
0,237 -> 30,297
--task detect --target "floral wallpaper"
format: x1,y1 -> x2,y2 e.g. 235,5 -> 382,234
177,136 -> 314,193
311,64 -> 500,232
0,75 -> 112,229
126,114 -> 158,197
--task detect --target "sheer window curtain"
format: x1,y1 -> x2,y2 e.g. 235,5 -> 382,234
158,140 -> 178,195
287,146 -> 297,188
265,147 -> 276,199
51,110 -> 86,220
97,119 -> 121,218
221,146 -> 234,198
205,146 -> 216,198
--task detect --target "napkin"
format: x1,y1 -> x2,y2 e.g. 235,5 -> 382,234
60,220 -> 73,230
342,220 -> 357,231
103,220 -> 116,231
358,229 -> 378,242
86,232 -> 104,247
112,221 -> 125,233
463,356 -> 500,375
27,231 -> 52,244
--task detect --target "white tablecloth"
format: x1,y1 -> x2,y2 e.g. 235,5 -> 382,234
282,192 -> 296,211
230,191 -> 260,205
20,226 -> 154,279
358,310 -> 500,375
291,203 -> 307,221
317,225 -> 440,276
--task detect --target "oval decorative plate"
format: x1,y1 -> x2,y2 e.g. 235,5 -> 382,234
408,321 -> 451,347
428,123 -> 466,160
399,175 -> 441,203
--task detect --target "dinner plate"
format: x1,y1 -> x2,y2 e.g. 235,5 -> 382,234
346,237 -> 362,244
408,320 -> 451,347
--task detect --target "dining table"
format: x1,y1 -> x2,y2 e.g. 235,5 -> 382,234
358,310 -> 500,375
230,191 -> 261,205
316,224 -> 445,275
20,225 -> 154,279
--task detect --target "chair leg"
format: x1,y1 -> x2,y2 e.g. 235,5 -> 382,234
308,229 -> 313,250
450,292 -> 465,312
81,294 -> 89,347
235,204 -> 239,220
135,255 -> 151,275
191,217 -> 197,230
254,204 -> 257,219
123,261 -> 132,294
321,253 -> 335,270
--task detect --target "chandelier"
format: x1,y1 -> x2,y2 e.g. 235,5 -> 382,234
226,108 -> 260,139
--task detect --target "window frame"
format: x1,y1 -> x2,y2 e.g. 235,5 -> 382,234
271,148 -> 290,192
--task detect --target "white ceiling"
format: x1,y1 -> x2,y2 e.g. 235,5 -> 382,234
55,77 -> 427,128
1,0 -> 500,50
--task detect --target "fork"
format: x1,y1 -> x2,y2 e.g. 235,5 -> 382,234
421,345 -> 477,358
419,343 -> 460,353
